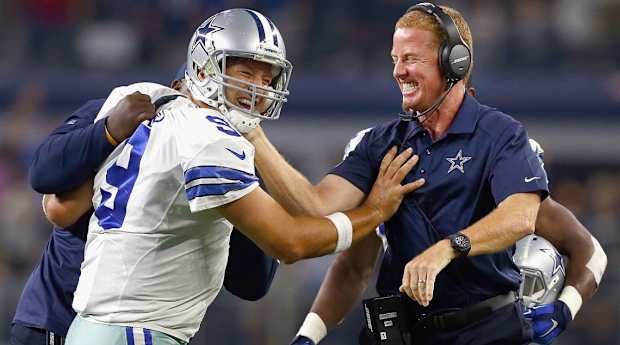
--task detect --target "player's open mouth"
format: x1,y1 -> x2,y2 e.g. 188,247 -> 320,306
237,97 -> 253,110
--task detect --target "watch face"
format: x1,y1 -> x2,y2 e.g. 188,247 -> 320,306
454,235 -> 469,247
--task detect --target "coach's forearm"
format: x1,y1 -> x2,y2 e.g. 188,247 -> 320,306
311,236 -> 382,328
462,192 -> 540,256
247,127 -> 326,216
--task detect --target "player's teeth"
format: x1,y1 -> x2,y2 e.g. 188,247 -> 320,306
238,98 -> 252,107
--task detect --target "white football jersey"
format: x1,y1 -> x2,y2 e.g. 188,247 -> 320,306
73,83 -> 259,341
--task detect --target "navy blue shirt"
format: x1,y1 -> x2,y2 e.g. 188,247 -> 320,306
15,98 -> 278,336
15,100 -> 111,336
331,94 -> 548,315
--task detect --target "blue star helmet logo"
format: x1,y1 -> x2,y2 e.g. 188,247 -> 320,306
540,248 -> 565,276
194,17 -> 224,49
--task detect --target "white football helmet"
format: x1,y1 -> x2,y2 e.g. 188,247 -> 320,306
185,8 -> 292,131
514,235 -> 567,308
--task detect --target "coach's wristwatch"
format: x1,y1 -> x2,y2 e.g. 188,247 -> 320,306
447,232 -> 471,258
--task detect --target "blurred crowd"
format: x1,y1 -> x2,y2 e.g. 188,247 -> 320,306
0,0 -> 619,76
0,0 -> 619,344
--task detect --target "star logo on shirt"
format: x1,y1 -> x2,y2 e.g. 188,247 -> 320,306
446,149 -> 472,174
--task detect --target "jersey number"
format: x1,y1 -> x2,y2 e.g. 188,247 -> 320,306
206,115 -> 241,137
94,124 -> 151,230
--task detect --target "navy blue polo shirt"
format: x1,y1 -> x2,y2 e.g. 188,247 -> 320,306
331,94 -> 548,314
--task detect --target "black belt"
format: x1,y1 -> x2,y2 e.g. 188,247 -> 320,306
410,291 -> 518,333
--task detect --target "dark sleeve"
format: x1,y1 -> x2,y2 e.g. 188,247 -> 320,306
490,123 -> 549,204
224,229 -> 279,301
29,99 -> 115,194
329,129 -> 378,194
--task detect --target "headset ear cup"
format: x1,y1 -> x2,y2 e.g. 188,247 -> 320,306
438,41 -> 453,81
448,44 -> 471,81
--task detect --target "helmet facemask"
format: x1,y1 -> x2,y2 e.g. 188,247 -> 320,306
216,51 -> 291,120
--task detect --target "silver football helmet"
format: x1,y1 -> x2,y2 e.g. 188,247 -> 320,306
514,235 -> 567,308
185,8 -> 292,128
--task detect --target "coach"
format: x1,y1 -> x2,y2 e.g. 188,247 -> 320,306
244,3 -> 548,345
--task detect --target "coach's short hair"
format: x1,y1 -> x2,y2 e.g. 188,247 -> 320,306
396,5 -> 474,84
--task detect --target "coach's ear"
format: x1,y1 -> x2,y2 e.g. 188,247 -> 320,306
467,87 -> 476,97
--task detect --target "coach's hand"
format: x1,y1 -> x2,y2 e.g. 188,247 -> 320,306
106,92 -> 156,143
399,239 -> 455,306
290,335 -> 316,345
523,301 -> 571,345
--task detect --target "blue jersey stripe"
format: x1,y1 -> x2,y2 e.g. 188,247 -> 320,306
144,329 -> 153,345
245,9 -> 266,43
126,327 -> 135,345
186,181 -> 256,200
184,165 -> 257,185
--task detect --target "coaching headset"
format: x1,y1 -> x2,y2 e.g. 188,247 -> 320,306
399,3 -> 472,121
406,2 -> 471,83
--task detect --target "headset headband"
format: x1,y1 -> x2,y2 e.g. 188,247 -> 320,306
406,2 -> 471,82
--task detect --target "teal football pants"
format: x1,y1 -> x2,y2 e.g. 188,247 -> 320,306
65,315 -> 187,345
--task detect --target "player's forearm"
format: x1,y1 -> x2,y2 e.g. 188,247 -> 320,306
248,127 -> 326,216
279,205 -> 383,263
43,179 -> 94,228
535,198 -> 606,300
310,237 -> 381,328
463,192 -> 540,256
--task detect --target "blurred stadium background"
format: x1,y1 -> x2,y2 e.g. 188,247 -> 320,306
0,0 -> 618,344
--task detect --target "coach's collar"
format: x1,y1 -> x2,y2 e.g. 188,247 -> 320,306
447,94 -> 481,135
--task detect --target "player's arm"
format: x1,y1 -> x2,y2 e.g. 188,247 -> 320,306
30,93 -> 155,195
224,229 -> 279,301
535,197 -> 607,301
217,147 -> 422,263
43,179 -> 94,228
29,99 -> 110,194
521,197 -> 607,344
34,93 -> 156,229
247,126 -> 363,216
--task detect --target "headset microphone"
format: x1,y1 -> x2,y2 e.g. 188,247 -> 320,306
398,81 -> 456,123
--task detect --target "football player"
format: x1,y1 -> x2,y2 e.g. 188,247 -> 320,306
45,9 -> 424,345
10,67 -> 279,345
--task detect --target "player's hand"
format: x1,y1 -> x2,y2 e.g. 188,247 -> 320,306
227,109 -> 262,133
289,335 -> 316,345
364,146 -> 425,223
106,91 -> 156,142
243,124 -> 264,142
523,301 -> 571,345
399,240 -> 454,306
